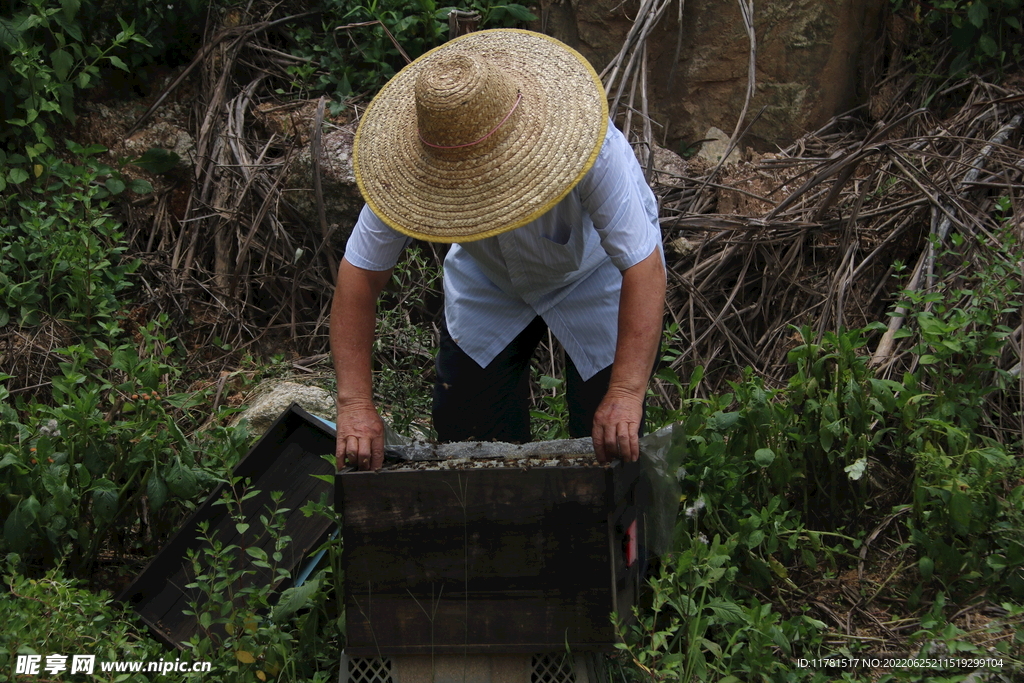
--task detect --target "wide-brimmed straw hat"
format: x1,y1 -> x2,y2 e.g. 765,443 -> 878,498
353,29 -> 608,243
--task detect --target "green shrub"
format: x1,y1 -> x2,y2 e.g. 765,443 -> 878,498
531,372 -> 571,440
0,323 -> 252,575
674,328 -> 892,538
616,519 -> 831,681
897,227 -> 1024,598
0,562 -> 166,682
70,0 -> 213,70
0,145 -> 148,332
622,326 -> 1024,677
891,0 -> 1024,76
0,0 -> 152,155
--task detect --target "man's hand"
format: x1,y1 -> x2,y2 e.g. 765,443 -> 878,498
336,398 -> 385,471
592,387 -> 644,463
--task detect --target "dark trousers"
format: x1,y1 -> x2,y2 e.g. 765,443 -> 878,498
432,316 -> 620,443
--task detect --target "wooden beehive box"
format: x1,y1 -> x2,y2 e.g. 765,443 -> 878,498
335,455 -> 648,656
120,404 -> 337,647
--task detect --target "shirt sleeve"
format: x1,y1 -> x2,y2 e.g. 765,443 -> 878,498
343,204 -> 413,271
575,123 -> 662,271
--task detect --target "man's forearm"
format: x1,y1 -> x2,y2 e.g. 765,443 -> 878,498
591,247 -> 665,462
331,258 -> 393,470
609,247 -> 666,397
330,258 -> 393,404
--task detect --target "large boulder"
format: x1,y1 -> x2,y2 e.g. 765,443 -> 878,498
544,0 -> 886,151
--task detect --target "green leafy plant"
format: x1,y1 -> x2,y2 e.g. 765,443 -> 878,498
285,0 -> 445,107
439,2 -> 537,26
0,562 -> 166,682
891,0 -> 1024,75
299,485 -> 347,658
894,227 -> 1024,598
644,322 -> 691,431
0,0 -> 152,154
674,327 -> 894,545
0,317 -> 250,575
622,211 -> 1024,678
783,327 -> 901,527
616,529 -> 829,682
183,484 -> 339,683
0,142 -> 152,332
71,0 -> 213,71
531,373 -> 571,440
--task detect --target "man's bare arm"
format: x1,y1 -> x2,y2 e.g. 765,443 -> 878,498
592,247 -> 666,463
330,257 -> 393,471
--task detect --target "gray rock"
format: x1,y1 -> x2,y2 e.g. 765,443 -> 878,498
233,381 -> 336,436
697,127 -> 742,166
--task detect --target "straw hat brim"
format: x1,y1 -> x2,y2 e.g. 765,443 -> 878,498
353,29 -> 608,243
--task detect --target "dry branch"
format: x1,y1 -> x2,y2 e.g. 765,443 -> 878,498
648,74 -> 1023,403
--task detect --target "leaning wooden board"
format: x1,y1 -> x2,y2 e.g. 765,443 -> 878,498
119,404 -> 337,648
336,457 -> 648,655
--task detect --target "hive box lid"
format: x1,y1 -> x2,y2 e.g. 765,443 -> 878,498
119,403 -> 337,648
336,457 -> 645,655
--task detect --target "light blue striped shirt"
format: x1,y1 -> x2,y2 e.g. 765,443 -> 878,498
344,123 -> 662,380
